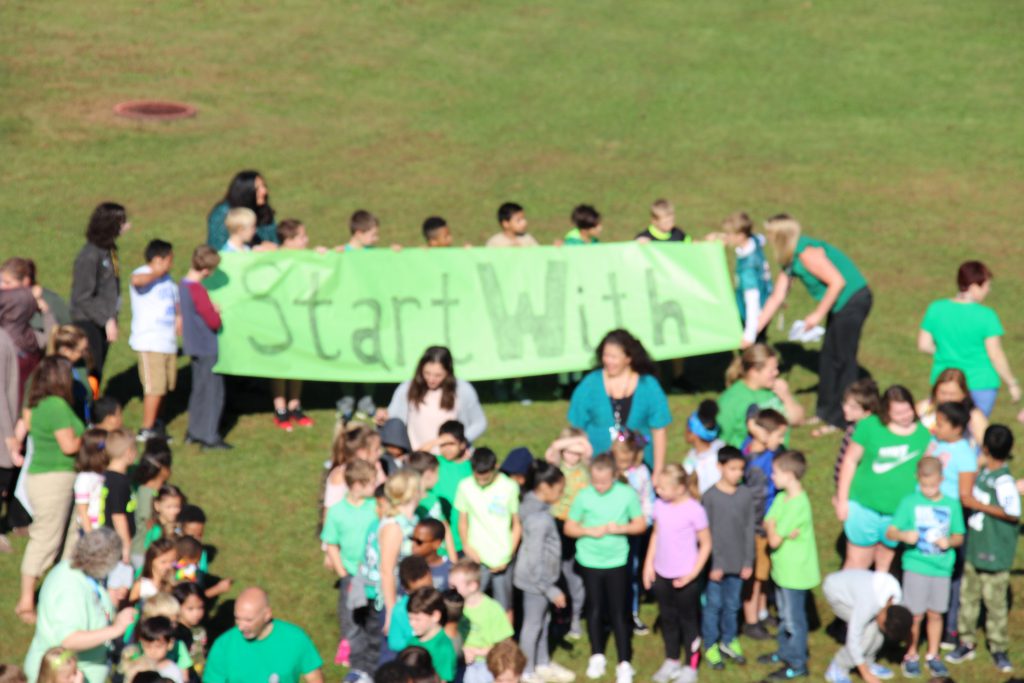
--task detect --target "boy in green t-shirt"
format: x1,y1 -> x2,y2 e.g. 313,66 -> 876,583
408,587 -> 458,682
886,457 -> 964,679
760,450 -> 819,680
449,558 -> 514,681
946,425 -> 1020,674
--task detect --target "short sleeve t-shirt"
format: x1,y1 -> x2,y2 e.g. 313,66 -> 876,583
463,595 -> 514,656
849,416 -> 930,514
922,299 -> 1004,390
414,628 -> 458,682
651,498 -> 708,578
130,486 -> 157,558
485,232 -> 539,247
717,382 -> 786,449
551,462 -> 589,520
74,471 -> 105,528
454,473 -> 520,568
100,470 -> 137,538
765,491 -> 820,590
927,438 -> 978,500
891,491 -> 965,578
569,482 -> 643,569
321,495 -> 379,575
434,456 -> 473,552
966,464 -> 1021,571
203,620 -> 323,683
387,595 -> 414,652
129,265 -> 179,354
27,396 -> 85,474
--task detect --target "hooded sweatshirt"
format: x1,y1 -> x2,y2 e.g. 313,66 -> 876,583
513,492 -> 562,600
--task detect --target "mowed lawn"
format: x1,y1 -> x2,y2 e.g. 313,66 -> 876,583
2,0 -> 1023,679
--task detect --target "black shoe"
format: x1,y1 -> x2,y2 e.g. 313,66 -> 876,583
761,665 -> 808,680
743,622 -> 772,640
201,440 -> 233,451
758,653 -> 782,665
184,434 -> 201,445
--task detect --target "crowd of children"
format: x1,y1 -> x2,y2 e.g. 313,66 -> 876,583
1,186 -> 1021,683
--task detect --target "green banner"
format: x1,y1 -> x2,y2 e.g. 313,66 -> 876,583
207,242 -> 742,382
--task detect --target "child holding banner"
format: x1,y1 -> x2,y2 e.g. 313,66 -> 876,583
486,202 -> 536,247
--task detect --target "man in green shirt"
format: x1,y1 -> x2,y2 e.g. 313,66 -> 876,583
204,586 -> 323,683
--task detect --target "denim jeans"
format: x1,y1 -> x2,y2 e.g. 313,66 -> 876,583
701,574 -> 743,646
776,588 -> 809,671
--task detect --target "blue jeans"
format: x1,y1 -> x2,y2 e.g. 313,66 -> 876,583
776,588 -> 809,671
701,574 -> 742,646
970,389 -> 997,417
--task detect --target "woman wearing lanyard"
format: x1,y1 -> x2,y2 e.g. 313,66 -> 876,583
757,215 -> 871,436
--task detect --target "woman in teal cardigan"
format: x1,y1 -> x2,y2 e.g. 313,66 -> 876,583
206,170 -> 278,250
568,329 -> 672,475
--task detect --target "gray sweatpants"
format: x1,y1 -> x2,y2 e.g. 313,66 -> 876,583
187,355 -> 224,444
562,557 -> 584,630
520,591 -> 551,673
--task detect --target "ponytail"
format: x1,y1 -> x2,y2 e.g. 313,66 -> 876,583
725,344 -> 777,386
525,459 -> 564,492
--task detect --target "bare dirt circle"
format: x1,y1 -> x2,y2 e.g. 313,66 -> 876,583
113,100 -> 197,121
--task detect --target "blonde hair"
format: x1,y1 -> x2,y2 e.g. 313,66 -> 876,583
450,557 -> 482,586
661,463 -> 699,499
763,213 -> 802,268
559,426 -> 586,439
725,343 -> 778,386
141,591 -> 181,620
48,324 -> 90,362
36,648 -> 76,683
381,469 -> 421,516
721,211 -> 754,236
225,207 -> 257,235
650,198 -> 674,216
105,428 -> 135,463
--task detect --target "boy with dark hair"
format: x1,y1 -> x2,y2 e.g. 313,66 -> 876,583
136,615 -> 185,681
823,569 -> 913,683
433,421 -> 473,555
422,217 -> 453,248
129,239 -> 179,442
947,425 -> 1020,673
487,203 -> 536,248
412,518 -> 451,589
701,446 -> 755,670
455,448 -> 521,616
442,588 -> 465,656
91,395 -> 123,430
180,245 -> 229,450
759,450 -> 819,680
887,458 -> 964,678
408,587 -> 458,682
564,205 -> 602,245
389,556 -> 436,655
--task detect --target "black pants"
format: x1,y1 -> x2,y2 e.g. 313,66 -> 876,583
74,319 -> 110,381
818,288 -> 872,428
580,563 -> 632,662
0,466 -> 31,533
652,575 -> 701,662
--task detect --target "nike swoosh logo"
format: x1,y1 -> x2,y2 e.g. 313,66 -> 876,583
872,450 -> 921,474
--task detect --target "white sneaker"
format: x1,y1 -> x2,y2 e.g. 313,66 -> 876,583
536,663 -> 576,683
521,673 -> 545,683
586,655 -> 607,680
615,661 -> 634,683
652,660 -> 682,683
676,667 -> 698,683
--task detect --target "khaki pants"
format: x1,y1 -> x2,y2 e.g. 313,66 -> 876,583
20,471 -> 75,577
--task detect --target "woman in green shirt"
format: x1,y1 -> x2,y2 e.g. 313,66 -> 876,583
14,356 -> 85,623
834,385 -> 930,573
917,260 -> 1019,417
757,215 -> 872,436
717,344 -> 805,448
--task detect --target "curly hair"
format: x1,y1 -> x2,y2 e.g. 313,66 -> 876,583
85,202 -> 126,249
70,527 -> 122,579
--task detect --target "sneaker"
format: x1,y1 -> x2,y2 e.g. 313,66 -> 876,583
705,644 -> 724,671
945,643 -> 976,664
343,671 -> 373,683
993,652 -> 1013,673
924,657 -> 949,677
868,662 -> 894,680
757,652 -> 782,665
137,428 -> 161,442
676,668 -> 697,683
536,663 -> 576,683
291,407 -> 314,427
273,411 -> 294,432
823,661 -> 852,683
900,658 -> 921,678
632,612 -> 650,636
585,654 -> 606,680
762,666 -> 809,680
615,662 -> 634,683
742,622 -> 772,640
521,673 -> 545,683
334,638 -> 351,665
566,627 -> 583,641
200,440 -> 234,451
719,639 -> 746,665
652,660 -> 682,683
939,631 -> 959,651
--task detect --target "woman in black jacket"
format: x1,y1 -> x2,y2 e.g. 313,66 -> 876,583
70,202 -> 128,381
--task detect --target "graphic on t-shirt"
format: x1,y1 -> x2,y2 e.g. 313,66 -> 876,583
914,504 -> 950,555
872,444 -> 921,474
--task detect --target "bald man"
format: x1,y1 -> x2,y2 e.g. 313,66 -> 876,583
204,586 -> 324,683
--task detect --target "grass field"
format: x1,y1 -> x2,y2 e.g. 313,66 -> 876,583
2,0 -> 1024,679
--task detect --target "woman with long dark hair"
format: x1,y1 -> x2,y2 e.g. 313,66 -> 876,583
380,346 -> 487,450
70,202 -> 128,381
567,329 -> 672,476
206,170 -> 278,250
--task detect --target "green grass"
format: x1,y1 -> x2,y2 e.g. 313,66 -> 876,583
2,0 -> 1024,679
